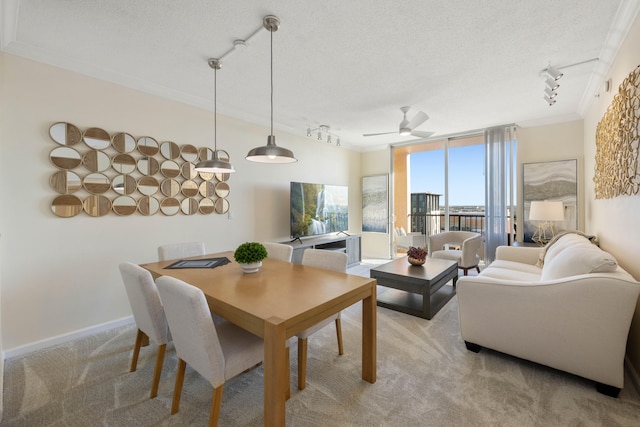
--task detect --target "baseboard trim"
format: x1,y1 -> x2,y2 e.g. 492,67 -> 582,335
625,355 -> 640,394
2,316 -> 134,360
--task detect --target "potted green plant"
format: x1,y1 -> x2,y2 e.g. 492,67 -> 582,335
407,246 -> 427,266
234,242 -> 268,273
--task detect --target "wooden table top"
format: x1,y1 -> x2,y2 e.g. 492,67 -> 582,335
141,251 -> 376,338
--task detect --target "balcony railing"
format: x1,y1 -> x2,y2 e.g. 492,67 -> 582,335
409,212 -> 485,236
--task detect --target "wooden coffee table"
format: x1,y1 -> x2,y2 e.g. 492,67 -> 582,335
370,257 -> 458,319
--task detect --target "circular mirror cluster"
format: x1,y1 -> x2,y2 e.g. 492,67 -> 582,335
48,122 -> 231,218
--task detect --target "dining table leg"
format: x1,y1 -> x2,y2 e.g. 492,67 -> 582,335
264,316 -> 287,427
362,282 -> 377,383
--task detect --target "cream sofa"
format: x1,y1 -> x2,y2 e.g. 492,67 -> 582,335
457,232 -> 640,397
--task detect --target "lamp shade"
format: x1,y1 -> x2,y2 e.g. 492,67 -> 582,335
529,200 -> 564,221
246,135 -> 297,163
194,151 -> 236,173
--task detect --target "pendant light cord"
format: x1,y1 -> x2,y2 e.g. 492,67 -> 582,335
214,67 -> 217,152
270,28 -> 274,136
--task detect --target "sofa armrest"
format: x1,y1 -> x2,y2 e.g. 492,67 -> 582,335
457,274 -> 640,388
495,245 -> 542,265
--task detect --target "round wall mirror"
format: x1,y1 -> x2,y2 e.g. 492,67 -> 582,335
82,173 -> 111,194
51,195 -> 83,217
160,198 -> 180,216
160,178 -> 180,197
181,198 -> 199,215
112,153 -> 136,174
181,180 -> 198,197
50,170 -> 81,194
112,174 -> 137,195
215,182 -> 230,198
83,127 -> 111,150
137,176 -> 159,196
199,147 -> 214,161
138,196 -> 160,216
214,198 -> 230,214
199,181 -> 215,197
216,150 -> 230,161
199,198 -> 215,214
180,144 -> 199,162
112,196 -> 137,216
181,162 -> 197,179
82,150 -> 110,172
138,136 -> 159,156
83,195 -> 111,217
160,160 -> 180,178
214,172 -> 230,182
137,156 -> 160,176
50,146 -> 82,170
112,132 -> 137,153
49,122 -> 81,146
160,141 -> 180,159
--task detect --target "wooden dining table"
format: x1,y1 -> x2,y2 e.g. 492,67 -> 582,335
141,251 -> 377,426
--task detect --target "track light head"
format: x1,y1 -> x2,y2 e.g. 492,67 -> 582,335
544,87 -> 557,99
545,78 -> 560,91
544,95 -> 556,106
547,66 -> 563,81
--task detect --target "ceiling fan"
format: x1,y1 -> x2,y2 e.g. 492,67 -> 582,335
363,106 -> 434,138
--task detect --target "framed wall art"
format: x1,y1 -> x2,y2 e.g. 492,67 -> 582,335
522,159 -> 577,243
362,174 -> 388,233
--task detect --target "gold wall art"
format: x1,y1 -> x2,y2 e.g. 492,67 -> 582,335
594,64 -> 640,199
48,122 -> 232,217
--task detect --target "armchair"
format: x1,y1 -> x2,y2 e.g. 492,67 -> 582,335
394,227 -> 426,249
428,231 -> 482,275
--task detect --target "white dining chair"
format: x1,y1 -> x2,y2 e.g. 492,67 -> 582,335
119,262 -> 171,399
157,241 -> 206,261
296,249 -> 348,390
155,275 -> 266,426
262,242 -> 293,262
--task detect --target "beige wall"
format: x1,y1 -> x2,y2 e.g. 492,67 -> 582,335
516,121 -> 585,241
0,53 -> 362,354
583,12 -> 640,382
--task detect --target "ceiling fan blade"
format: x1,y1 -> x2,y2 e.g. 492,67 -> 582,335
407,111 -> 429,130
363,131 -> 398,137
410,130 -> 435,138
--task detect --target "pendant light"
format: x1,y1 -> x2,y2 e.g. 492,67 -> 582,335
195,58 -> 236,173
246,15 -> 297,164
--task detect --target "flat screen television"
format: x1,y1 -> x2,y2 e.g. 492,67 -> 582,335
290,181 -> 348,239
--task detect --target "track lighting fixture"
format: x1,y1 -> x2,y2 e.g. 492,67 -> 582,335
306,125 -> 341,146
540,58 -> 599,106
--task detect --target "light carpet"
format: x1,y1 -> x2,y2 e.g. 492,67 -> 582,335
2,264 -> 640,426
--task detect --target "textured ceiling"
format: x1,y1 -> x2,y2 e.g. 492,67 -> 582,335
2,0 -> 639,150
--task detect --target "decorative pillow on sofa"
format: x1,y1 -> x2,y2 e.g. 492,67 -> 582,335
536,231 -> 598,268
540,245 -> 618,280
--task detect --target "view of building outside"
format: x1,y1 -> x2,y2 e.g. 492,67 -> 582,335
409,141 -> 485,234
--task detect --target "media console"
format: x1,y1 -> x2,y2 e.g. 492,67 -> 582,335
281,234 -> 362,266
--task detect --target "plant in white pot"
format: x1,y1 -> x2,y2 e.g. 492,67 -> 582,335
234,242 -> 268,273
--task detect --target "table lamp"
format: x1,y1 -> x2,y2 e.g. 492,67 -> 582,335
529,200 -> 564,245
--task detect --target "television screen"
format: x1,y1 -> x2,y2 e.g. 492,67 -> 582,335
290,182 -> 348,238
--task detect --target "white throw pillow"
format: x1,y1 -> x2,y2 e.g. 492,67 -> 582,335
543,233 -> 591,266
540,245 -> 618,280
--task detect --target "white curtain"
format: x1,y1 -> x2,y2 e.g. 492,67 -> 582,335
484,126 -> 516,264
